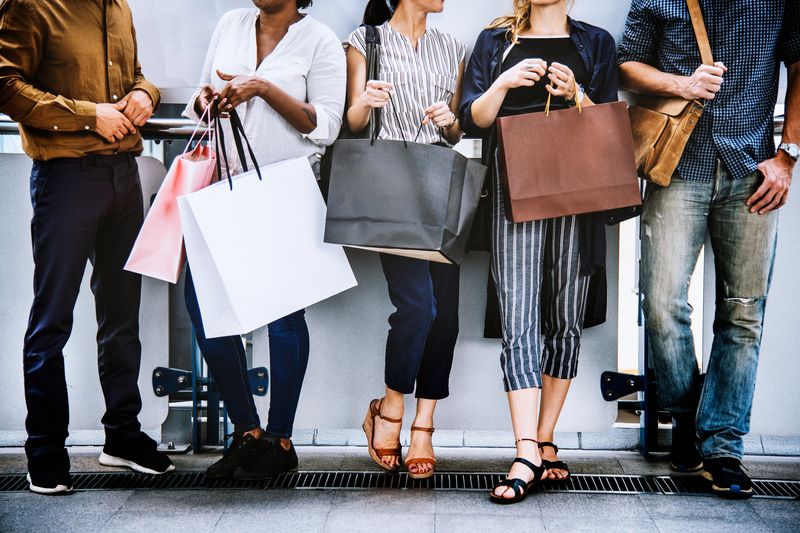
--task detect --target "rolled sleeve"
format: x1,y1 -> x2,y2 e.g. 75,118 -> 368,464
303,35 -> 346,146
779,0 -> 800,66
618,0 -> 658,66
459,30 -> 494,139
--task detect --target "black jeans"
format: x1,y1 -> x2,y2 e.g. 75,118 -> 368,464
24,154 -> 144,460
184,268 -> 310,439
380,254 -> 460,400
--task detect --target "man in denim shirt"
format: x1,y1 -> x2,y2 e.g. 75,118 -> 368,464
619,0 -> 799,498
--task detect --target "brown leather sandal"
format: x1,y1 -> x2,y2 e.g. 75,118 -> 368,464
405,426 -> 436,480
362,398 -> 402,472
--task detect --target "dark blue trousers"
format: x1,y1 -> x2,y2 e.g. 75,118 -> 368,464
380,254 -> 460,400
23,154 -> 144,461
184,269 -> 310,438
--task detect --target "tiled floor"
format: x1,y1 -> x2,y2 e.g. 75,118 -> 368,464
0,447 -> 798,533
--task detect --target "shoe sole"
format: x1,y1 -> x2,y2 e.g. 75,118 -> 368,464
99,452 -> 176,475
232,467 -> 297,481
26,474 -> 73,495
670,461 -> 704,473
701,471 -> 753,499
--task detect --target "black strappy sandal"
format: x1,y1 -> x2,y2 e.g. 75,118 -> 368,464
538,441 -> 570,480
489,439 -> 548,505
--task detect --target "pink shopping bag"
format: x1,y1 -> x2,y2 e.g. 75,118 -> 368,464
125,112 -> 217,283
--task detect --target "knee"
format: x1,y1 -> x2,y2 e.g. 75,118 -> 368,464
392,291 -> 437,328
716,296 -> 766,343
642,289 -> 690,332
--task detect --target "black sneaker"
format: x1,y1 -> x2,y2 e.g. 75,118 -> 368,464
27,449 -> 73,495
702,458 -> 753,499
206,433 -> 265,480
669,412 -> 703,473
232,438 -> 299,480
99,431 -> 175,475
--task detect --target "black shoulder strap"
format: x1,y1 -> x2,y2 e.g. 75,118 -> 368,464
364,25 -> 382,141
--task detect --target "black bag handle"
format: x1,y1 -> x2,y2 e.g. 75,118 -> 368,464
365,25 -> 420,148
211,101 -> 262,190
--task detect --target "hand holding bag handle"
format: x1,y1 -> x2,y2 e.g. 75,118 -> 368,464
212,101 -> 262,190
628,0 -> 714,186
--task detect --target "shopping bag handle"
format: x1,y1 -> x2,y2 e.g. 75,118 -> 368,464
211,101 -> 263,190
184,104 -> 214,155
544,80 -> 582,117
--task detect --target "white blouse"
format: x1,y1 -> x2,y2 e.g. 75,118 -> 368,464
184,10 -> 346,174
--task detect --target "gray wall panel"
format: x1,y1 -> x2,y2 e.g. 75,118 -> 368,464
0,155 -> 170,445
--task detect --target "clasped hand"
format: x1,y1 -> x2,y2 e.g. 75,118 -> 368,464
499,58 -> 578,100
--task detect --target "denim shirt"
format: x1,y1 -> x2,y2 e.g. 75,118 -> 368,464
459,18 -> 620,329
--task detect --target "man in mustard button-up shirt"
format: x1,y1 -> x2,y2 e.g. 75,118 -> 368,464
0,0 -> 174,494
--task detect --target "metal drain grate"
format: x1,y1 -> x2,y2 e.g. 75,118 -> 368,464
1,472 -> 797,499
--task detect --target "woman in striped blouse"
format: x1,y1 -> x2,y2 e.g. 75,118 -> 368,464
346,0 -> 467,480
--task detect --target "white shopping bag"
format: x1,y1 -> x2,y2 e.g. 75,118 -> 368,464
178,156 -> 357,338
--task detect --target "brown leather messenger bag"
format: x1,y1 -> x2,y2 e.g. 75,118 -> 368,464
628,0 -> 714,187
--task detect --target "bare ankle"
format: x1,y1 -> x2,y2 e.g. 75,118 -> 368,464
280,438 -> 291,451
244,427 -> 263,439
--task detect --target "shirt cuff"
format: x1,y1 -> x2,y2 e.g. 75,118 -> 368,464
131,80 -> 161,111
71,100 -> 97,132
301,103 -> 332,144
182,89 -> 207,124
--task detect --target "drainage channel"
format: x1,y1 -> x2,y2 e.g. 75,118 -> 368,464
1,472 -> 798,499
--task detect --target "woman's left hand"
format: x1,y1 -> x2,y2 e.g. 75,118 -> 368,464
422,101 -> 457,129
216,70 -> 267,110
545,62 -> 577,101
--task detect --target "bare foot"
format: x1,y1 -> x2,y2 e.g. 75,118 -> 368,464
371,399 -> 403,470
406,426 -> 435,475
493,440 -> 544,499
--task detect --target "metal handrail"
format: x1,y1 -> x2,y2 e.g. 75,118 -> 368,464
0,115 -> 197,140
0,114 -> 787,141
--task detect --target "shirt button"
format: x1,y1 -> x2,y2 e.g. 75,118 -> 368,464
108,60 -> 113,66
112,94 -> 118,100
53,125 -> 58,130
84,126 -> 90,130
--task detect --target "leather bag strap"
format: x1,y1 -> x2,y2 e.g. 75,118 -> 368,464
686,0 -> 714,66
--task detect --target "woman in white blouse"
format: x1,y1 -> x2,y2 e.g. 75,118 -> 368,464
182,0 -> 345,480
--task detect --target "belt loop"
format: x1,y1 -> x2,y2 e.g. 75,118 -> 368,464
81,156 -> 89,171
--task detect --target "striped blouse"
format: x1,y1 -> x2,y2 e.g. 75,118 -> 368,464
349,23 -> 467,146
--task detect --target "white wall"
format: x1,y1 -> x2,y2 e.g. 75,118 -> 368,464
129,0 -> 635,103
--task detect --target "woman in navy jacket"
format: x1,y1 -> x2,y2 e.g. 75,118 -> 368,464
459,0 -> 619,504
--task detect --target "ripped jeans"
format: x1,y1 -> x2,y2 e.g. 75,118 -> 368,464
640,162 -> 778,460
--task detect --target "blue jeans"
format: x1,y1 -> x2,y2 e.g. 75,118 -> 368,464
184,268 -> 310,439
640,164 -> 778,460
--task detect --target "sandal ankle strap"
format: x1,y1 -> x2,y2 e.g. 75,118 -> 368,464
538,441 -> 559,453
410,426 -> 435,433
373,399 -> 402,424
515,438 -> 540,445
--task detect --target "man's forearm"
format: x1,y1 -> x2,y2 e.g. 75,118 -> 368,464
619,61 -> 690,99
782,62 -> 800,146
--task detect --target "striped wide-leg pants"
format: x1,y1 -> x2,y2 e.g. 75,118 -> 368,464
491,163 -> 591,392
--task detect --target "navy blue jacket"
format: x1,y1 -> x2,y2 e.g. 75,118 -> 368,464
460,18 -> 620,330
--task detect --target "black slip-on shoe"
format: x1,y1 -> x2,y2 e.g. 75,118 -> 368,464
669,413 -> 703,473
702,458 -> 753,499
232,438 -> 299,480
100,431 -> 175,475
27,449 -> 73,495
206,433 -> 265,480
